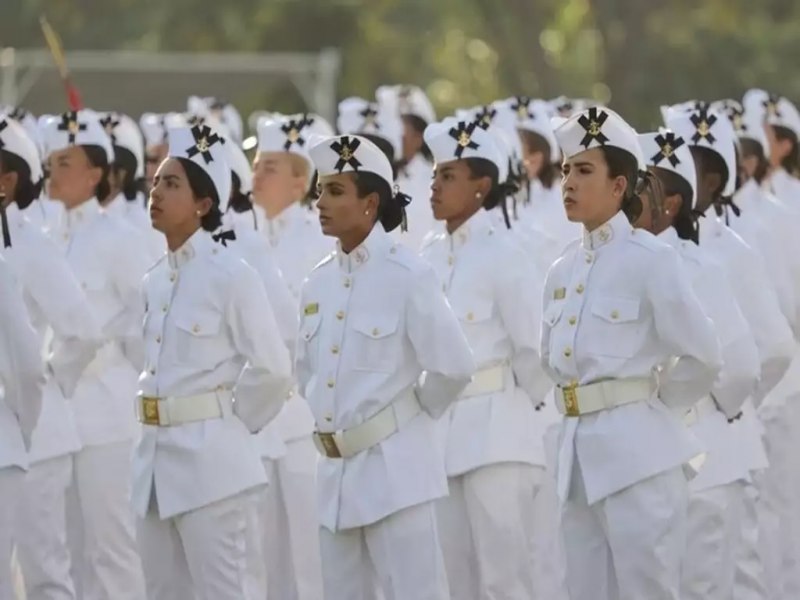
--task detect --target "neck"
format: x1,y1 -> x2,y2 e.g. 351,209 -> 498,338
165,226 -> 199,252
63,195 -> 94,211
584,212 -> 615,232
339,227 -> 371,254
263,196 -> 297,219
446,205 -> 481,235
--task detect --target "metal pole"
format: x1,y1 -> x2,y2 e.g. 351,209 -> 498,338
0,48 -> 18,106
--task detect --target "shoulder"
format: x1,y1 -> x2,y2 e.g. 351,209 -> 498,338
419,231 -> 445,253
310,250 -> 335,273
626,228 -> 672,254
386,242 -> 431,275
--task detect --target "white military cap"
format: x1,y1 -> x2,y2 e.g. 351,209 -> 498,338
377,84 -> 436,124
552,106 -> 646,171
167,124 -> 230,206
1,106 -> 42,155
0,114 -> 44,186
493,96 -> 560,162
223,135 -> 253,199
455,104 -> 500,131
663,105 -> 737,197
337,97 -> 403,161
711,98 -> 769,158
99,112 -> 145,178
423,118 -> 504,172
256,113 -> 332,169
187,96 -> 244,144
39,109 -> 114,162
743,89 -> 800,140
549,96 -> 593,119
140,112 -> 174,148
639,129 -> 697,207
308,134 -> 394,189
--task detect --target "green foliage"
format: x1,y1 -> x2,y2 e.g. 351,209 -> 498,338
1,0 -> 798,125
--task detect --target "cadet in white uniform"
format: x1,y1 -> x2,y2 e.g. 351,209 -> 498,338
0,114 -> 103,600
543,107 -> 721,600
252,114 -> 328,600
376,84 -> 437,249
133,123 -> 293,599
40,110 -> 148,600
0,253 -> 44,600
299,134 -> 475,600
419,118 -> 549,599
637,129 -> 761,599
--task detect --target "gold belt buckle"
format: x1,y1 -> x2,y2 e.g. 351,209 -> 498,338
316,432 -> 342,458
562,385 -> 580,417
141,396 -> 161,426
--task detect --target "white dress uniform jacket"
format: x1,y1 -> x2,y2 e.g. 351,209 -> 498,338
541,211 -> 721,503
133,229 -> 293,519
104,192 -> 165,266
296,225 -> 476,531
659,227 -> 760,491
55,198 -> 152,447
421,209 -> 550,473
0,255 -> 44,465
1,202 -> 101,463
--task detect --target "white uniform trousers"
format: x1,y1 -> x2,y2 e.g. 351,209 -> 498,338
137,490 -> 255,600
436,463 -> 537,600
0,468 -> 23,600
561,461 -> 688,600
15,455 -> 76,600
320,501 -> 449,600
260,437 -> 323,600
531,471 -> 569,600
733,480 -> 769,600
757,411 -> 793,600
680,482 -> 742,600
69,441 -> 145,600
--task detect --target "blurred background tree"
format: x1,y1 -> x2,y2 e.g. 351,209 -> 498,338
1,0 -> 798,128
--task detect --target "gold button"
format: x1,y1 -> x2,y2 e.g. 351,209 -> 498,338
611,310 -> 619,320
169,272 -> 176,283
372,328 -> 380,336
327,380 -> 335,389
576,284 -> 584,294
155,335 -> 161,343
324,414 -> 333,422
564,347 -> 572,358
162,304 -> 168,313
467,312 -> 474,321
585,255 -> 592,264
336,310 -> 345,320
149,368 -> 156,375
343,278 -> 351,288
448,256 -> 454,266
331,345 -> 339,354
192,324 -> 200,334
568,316 -> 577,326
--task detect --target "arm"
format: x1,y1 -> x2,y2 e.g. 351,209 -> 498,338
495,253 -> 551,405
406,266 -> 476,419
648,248 -> 722,410
227,260 -> 293,433
0,260 -> 45,449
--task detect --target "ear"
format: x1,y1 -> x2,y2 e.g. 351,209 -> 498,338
664,192 -> 683,216
476,175 -> 493,200
701,172 -> 722,197
612,174 -> 629,199
87,165 -> 103,188
196,196 -> 213,218
364,190 -> 381,216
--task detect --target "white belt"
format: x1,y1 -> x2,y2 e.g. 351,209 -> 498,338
313,389 -> 421,459
461,364 -> 509,398
683,395 -> 718,426
555,377 -> 654,417
137,388 -> 233,427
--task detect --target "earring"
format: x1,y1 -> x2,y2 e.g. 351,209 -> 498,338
475,192 -> 482,200
665,209 -> 670,215
196,210 -> 201,216
364,210 -> 370,216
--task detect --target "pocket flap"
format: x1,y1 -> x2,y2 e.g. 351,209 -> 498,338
174,307 -> 222,337
300,314 -> 322,341
351,312 -> 400,339
590,296 -> 640,323
543,301 -> 565,327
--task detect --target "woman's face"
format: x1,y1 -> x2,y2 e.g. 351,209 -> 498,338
430,159 -> 483,222
401,116 -> 424,163
560,148 -> 625,227
148,158 -> 209,235
251,151 -> 307,210
47,146 -> 102,208
765,124 -> 796,169
315,173 -> 375,239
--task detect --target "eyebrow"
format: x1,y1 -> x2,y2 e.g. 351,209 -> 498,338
570,161 -> 594,169
438,166 -> 455,175
157,174 -> 180,183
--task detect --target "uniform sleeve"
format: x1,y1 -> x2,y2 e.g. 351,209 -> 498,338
647,248 -> 722,410
727,244 -> 794,405
692,265 -> 760,419
0,261 -> 44,449
227,260 -> 293,433
406,266 -> 476,418
19,241 -> 102,398
538,262 -> 560,384
495,254 -> 551,405
250,251 -> 299,360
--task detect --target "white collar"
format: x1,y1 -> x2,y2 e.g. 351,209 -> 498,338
167,228 -> 217,269
581,210 -> 632,251
335,225 -> 393,274
447,209 -> 493,251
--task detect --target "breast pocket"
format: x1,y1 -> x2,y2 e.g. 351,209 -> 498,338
173,307 -> 224,366
543,300 -> 565,328
582,295 -> 642,358
454,297 -> 494,326
350,312 -> 400,372
298,313 -> 322,370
